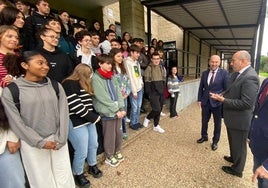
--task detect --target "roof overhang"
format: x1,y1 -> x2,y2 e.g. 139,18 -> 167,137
141,0 -> 267,60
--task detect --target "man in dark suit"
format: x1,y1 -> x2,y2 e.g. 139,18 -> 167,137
211,50 -> 259,178
197,55 -> 228,151
249,78 -> 268,187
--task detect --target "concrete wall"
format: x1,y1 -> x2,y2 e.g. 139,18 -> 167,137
102,2 -> 120,31
176,80 -> 200,112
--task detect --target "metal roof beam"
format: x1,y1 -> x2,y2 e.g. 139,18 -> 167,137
185,24 -> 257,30
141,0 -> 206,8
211,44 -> 251,47
200,38 -> 253,40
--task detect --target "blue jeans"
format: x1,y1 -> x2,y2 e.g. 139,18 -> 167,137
129,89 -> 143,125
0,148 -> 25,188
253,156 -> 268,188
68,121 -> 98,175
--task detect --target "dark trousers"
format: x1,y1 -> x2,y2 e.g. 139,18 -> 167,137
169,92 -> 179,117
147,94 -> 164,126
201,103 -> 222,143
227,128 -> 248,174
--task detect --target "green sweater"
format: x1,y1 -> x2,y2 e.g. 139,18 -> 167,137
92,71 -> 124,118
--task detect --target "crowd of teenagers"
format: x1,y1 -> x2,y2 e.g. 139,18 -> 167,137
0,0 -> 184,187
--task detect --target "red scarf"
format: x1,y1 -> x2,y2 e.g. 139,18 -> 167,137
97,68 -> 113,79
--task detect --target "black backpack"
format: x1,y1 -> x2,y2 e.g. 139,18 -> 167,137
6,80 -> 59,112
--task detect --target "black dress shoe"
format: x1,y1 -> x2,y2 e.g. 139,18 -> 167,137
130,123 -> 140,130
74,173 -> 90,187
211,143 -> 218,151
222,166 -> 242,178
223,156 -> 234,163
89,165 -> 103,178
196,137 -> 208,143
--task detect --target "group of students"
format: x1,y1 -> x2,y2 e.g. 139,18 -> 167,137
0,1 -> 184,188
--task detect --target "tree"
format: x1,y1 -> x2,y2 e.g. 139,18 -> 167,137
260,55 -> 268,72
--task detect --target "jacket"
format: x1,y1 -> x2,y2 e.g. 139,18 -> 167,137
144,63 -> 165,96
249,78 -> 268,170
198,68 -> 228,108
22,11 -> 50,51
92,71 -> 124,117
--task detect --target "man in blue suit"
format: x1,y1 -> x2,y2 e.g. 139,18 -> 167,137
197,55 -> 228,151
250,78 -> 268,187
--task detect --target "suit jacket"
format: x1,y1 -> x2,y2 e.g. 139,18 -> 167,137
198,68 -> 228,107
223,66 -> 259,131
249,78 -> 268,169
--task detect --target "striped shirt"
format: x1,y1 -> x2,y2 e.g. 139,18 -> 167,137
62,80 -> 100,128
0,53 -> 8,88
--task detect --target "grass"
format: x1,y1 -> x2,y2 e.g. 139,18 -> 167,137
259,72 -> 268,77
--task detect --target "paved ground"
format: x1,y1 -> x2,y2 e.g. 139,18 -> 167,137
86,102 -> 257,188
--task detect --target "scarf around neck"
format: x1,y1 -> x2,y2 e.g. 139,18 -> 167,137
98,68 -> 113,79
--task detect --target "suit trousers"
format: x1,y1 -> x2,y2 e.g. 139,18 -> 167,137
201,103 -> 222,143
227,128 -> 248,173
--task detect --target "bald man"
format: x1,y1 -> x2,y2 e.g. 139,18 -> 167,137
211,50 -> 259,177
197,55 -> 228,151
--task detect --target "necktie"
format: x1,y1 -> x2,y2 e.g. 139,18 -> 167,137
259,84 -> 268,106
232,72 -> 240,82
209,71 -> 215,85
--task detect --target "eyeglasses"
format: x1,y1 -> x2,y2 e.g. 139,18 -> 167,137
43,35 -> 59,40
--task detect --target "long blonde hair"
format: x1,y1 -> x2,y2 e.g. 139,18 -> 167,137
63,64 -> 94,95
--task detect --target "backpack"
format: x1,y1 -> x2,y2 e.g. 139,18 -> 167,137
6,80 -> 59,112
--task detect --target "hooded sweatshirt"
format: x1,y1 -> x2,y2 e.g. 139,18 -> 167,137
124,56 -> 143,96
36,47 -> 73,82
1,77 -> 69,149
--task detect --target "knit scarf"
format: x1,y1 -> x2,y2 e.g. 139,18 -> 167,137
97,68 -> 113,79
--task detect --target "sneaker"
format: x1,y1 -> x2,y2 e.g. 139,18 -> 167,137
123,133 -> 128,139
125,117 -> 130,123
88,165 -> 103,178
153,125 -> 165,133
105,156 -> 119,167
74,173 -> 90,187
143,117 -> 150,127
160,112 -> 166,117
171,115 -> 180,119
115,151 -> 124,162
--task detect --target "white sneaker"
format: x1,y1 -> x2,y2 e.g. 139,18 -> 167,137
153,125 -> 165,133
160,112 -> 166,117
143,117 -> 150,127
125,117 -> 130,123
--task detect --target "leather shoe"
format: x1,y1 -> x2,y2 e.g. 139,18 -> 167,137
223,156 -> 233,163
211,143 -> 218,151
74,173 -> 90,187
196,137 -> 208,143
88,165 -> 103,178
222,166 -> 242,178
